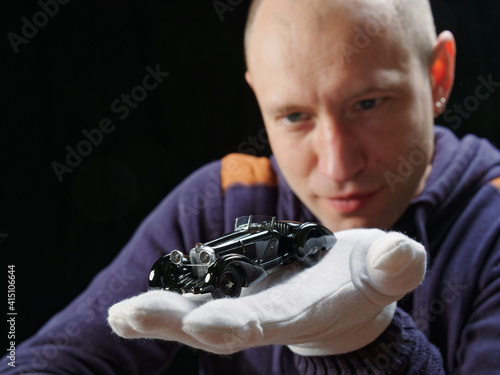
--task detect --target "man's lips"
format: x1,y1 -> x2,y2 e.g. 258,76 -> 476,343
325,190 -> 379,214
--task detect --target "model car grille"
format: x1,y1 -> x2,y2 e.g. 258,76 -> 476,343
189,246 -> 216,278
190,253 -> 208,277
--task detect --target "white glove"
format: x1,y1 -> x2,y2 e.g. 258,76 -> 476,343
108,229 -> 426,356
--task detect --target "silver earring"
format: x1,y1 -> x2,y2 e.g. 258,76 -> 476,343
435,97 -> 446,108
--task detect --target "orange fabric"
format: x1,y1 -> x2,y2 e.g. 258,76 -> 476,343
221,153 -> 278,191
490,177 -> 500,190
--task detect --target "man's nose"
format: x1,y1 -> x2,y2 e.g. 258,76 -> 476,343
314,119 -> 366,182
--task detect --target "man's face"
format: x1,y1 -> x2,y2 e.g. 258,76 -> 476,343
246,0 -> 435,231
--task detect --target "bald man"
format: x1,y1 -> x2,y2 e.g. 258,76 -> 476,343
244,0 -> 451,232
5,0 -> 500,374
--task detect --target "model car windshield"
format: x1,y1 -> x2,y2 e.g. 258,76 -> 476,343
234,215 -> 275,231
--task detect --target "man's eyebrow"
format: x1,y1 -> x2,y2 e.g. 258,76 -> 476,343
346,72 -> 408,99
348,80 -> 403,98
267,104 -> 303,116
340,82 -> 405,104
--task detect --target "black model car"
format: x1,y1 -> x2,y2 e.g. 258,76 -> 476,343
148,215 -> 336,298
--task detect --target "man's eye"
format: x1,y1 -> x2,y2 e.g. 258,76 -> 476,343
355,98 -> 383,111
284,112 -> 307,123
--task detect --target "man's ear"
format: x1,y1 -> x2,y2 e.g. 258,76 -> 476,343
245,71 -> 254,89
429,30 -> 456,115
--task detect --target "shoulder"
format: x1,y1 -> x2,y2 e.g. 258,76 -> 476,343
220,153 -> 278,192
152,154 -> 280,238
489,177 -> 500,192
176,153 -> 278,192
220,154 -> 280,226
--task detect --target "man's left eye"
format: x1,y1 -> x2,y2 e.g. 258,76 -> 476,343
284,112 -> 307,123
355,98 -> 383,111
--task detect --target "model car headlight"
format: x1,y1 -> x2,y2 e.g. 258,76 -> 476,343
199,248 -> 215,265
170,250 -> 183,265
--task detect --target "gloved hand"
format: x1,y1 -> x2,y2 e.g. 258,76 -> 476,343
108,229 -> 426,356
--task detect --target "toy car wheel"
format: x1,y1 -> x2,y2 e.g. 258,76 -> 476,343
301,246 -> 321,267
297,228 -> 325,268
212,264 -> 243,299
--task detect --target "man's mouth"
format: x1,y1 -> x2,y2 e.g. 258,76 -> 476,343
325,190 -> 379,214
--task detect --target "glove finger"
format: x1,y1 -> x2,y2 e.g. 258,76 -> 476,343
368,232 -> 426,294
351,232 -> 426,305
108,290 -> 201,345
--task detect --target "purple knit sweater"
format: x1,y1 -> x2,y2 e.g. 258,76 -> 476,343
3,126 -> 500,374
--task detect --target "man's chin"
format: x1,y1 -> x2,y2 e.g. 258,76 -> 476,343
315,214 -> 374,232
313,202 -> 398,231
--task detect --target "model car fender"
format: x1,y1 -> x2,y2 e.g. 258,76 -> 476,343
148,252 -> 188,289
208,254 -> 268,288
294,223 -> 336,261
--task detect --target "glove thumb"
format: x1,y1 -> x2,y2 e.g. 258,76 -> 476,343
351,231 -> 427,306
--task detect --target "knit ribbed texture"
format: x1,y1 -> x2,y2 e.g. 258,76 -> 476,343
294,308 -> 445,374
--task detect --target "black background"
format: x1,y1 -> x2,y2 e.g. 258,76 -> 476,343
2,0 -> 500,364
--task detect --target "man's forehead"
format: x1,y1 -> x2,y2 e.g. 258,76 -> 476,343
247,0 -> 397,66
250,0 -> 394,30
246,0 -> 436,73
251,14 -> 404,73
